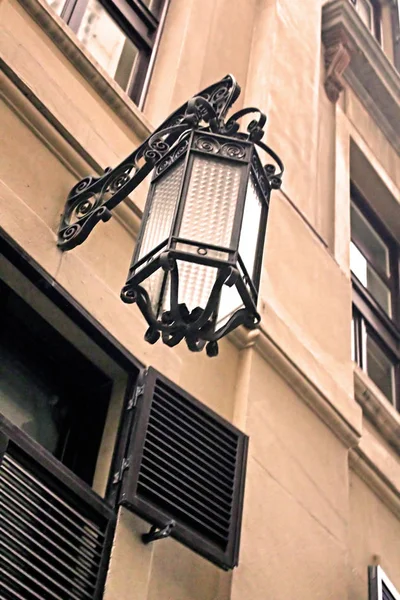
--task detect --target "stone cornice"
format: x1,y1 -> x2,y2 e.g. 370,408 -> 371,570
349,441 -> 400,519
322,0 -> 400,152
354,365 -> 400,453
229,325 -> 361,449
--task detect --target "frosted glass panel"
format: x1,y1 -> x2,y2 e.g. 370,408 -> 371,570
179,157 -> 241,256
141,270 -> 166,314
177,262 -> 217,312
217,285 -> 244,328
138,161 -> 184,261
136,161 -> 184,311
239,175 -> 262,280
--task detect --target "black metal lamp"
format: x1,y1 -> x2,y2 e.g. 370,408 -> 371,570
58,75 -> 283,356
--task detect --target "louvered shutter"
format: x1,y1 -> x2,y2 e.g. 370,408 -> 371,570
0,415 -> 116,600
369,566 -> 400,600
119,367 -> 248,570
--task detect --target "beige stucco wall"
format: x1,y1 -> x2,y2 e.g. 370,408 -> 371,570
349,471 -> 400,599
0,0 -> 399,598
232,352 -> 350,599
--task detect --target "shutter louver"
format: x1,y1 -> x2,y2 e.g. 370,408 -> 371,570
119,367 -> 248,570
0,417 -> 115,600
369,566 -> 400,600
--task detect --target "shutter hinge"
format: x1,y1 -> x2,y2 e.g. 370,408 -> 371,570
112,457 -> 130,484
127,384 -> 144,410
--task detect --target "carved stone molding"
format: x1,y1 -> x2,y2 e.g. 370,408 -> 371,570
323,28 -> 354,102
322,0 -> 400,152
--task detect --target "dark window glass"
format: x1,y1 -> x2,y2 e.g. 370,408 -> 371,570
366,333 -> 396,403
0,279 -> 112,486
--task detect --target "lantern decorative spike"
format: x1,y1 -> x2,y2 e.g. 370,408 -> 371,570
57,75 -> 284,355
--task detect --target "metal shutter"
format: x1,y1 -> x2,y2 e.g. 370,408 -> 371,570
118,367 -> 248,570
0,416 -> 115,600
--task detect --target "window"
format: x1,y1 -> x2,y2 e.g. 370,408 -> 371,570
369,565 -> 400,600
350,184 -> 400,410
350,0 -> 382,42
0,277 -> 112,485
46,0 -> 167,104
0,416 -> 116,599
0,227 -> 140,489
0,228 -> 144,598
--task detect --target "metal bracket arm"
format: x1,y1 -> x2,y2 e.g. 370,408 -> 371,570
57,75 -> 242,251
57,75 -> 284,251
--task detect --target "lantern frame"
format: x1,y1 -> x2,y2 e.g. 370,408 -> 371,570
57,75 -> 284,356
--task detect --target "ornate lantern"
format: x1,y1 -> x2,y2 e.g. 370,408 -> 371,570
58,76 -> 283,356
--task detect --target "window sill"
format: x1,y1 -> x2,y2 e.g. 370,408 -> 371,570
18,0 -> 153,140
321,0 -> 400,153
354,364 -> 400,453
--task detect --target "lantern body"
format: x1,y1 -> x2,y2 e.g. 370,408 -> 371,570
122,130 -> 271,351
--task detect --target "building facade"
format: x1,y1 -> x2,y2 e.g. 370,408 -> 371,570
0,0 -> 399,598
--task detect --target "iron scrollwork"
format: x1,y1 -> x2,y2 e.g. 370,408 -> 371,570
57,75 -> 241,250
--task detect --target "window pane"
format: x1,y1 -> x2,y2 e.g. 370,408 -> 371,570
366,335 -> 395,404
45,0 -> 66,16
141,0 -> 158,12
77,0 -> 139,90
239,174 -> 262,281
0,343 -> 65,454
354,0 -> 373,29
350,242 -> 392,316
350,203 -> 389,276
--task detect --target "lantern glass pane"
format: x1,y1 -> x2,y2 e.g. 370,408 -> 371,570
178,262 -> 218,311
238,174 -> 263,281
138,161 -> 185,262
161,263 -> 218,314
217,285 -> 244,328
141,270 -> 166,315
178,156 -> 241,258
136,161 -> 184,314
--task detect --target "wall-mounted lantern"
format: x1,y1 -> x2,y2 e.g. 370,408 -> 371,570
58,75 -> 283,356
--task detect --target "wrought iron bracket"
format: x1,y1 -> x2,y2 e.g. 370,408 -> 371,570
57,74 -> 283,251
121,260 -> 261,357
142,520 -> 176,544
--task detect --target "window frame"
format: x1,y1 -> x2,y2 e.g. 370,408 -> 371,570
350,184 -> 399,322
350,0 -> 382,42
0,226 -> 143,492
350,184 -> 400,411
58,0 -> 167,104
369,565 -> 400,600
